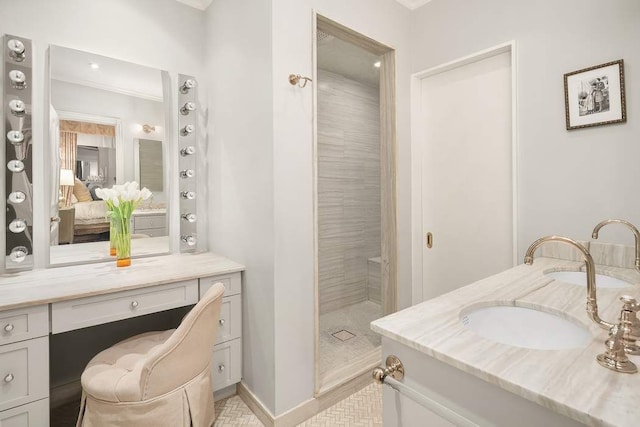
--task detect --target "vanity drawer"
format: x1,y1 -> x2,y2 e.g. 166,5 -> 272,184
216,295 -> 241,345
200,272 -> 241,297
0,306 -> 48,346
0,398 -> 49,427
211,338 -> 241,392
51,280 -> 199,333
134,215 -> 165,230
0,337 -> 48,412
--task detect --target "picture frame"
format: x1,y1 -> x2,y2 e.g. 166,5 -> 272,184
563,59 -> 626,130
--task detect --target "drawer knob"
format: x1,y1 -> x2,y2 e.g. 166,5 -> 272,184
218,364 -> 225,373
4,373 -> 14,383
219,319 -> 225,326
131,301 -> 139,309
3,323 -> 14,333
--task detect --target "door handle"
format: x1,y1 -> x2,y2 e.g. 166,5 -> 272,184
426,232 -> 433,249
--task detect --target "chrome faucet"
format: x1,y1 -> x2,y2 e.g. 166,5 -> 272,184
524,235 -> 614,331
592,219 -> 640,272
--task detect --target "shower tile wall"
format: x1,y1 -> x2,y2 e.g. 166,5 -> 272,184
318,69 -> 380,315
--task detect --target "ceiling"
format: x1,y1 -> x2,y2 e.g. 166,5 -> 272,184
50,46 -> 164,102
317,34 -> 381,87
174,0 -> 431,12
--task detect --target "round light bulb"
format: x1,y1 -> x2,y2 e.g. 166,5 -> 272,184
180,145 -> 195,156
9,99 -> 26,116
7,160 -> 24,172
180,169 -> 195,179
182,235 -> 196,246
181,191 -> 196,200
9,246 -> 28,263
7,39 -> 25,62
8,192 -> 26,204
9,219 -> 27,233
182,213 -> 197,223
7,130 -> 24,144
9,70 -> 26,89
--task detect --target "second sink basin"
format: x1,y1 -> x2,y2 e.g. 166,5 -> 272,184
461,305 -> 591,350
545,271 -> 632,288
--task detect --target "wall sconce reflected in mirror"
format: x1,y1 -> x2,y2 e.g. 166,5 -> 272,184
9,219 -> 26,233
9,99 -> 26,117
7,160 -> 24,173
180,102 -> 196,115
180,169 -> 194,179
180,146 -> 195,156
181,235 -> 196,246
182,213 -> 197,223
142,124 -> 156,134
8,191 -> 26,204
9,246 -> 28,263
180,79 -> 196,94
7,39 -> 25,62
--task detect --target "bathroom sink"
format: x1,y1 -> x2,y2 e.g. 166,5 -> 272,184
545,271 -> 632,288
461,305 -> 591,350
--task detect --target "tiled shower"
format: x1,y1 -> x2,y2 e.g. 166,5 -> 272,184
317,43 -> 382,386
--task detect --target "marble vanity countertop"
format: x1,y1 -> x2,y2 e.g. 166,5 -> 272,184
371,257 -> 640,427
0,252 -> 244,311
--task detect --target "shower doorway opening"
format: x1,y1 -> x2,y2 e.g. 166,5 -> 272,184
313,14 -> 397,396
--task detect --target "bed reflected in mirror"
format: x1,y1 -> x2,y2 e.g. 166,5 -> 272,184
48,45 -> 170,265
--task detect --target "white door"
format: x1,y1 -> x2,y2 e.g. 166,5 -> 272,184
420,51 -> 513,301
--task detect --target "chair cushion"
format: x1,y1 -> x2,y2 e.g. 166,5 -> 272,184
81,329 -> 174,403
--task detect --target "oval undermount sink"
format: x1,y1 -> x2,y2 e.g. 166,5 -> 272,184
545,271 -> 632,288
461,305 -> 591,350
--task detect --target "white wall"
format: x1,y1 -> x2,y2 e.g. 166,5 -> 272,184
411,0 -> 640,260
205,0 -> 277,413
0,0 -> 205,267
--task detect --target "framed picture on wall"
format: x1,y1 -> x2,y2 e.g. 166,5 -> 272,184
563,59 -> 626,130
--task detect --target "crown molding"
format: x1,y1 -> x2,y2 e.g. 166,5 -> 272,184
395,0 -> 433,10
175,0 -> 213,11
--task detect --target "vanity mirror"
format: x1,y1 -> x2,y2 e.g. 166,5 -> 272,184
48,45 -> 170,265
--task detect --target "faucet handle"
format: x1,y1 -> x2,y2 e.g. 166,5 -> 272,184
620,295 -> 640,312
597,323 -> 637,373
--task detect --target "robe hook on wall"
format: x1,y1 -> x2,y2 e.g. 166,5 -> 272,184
289,74 -> 312,88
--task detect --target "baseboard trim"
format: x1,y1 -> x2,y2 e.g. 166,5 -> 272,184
51,380 -> 82,409
237,382 -> 275,427
238,369 -> 374,427
214,384 -> 237,401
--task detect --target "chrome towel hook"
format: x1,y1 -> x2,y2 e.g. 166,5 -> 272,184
289,74 -> 312,88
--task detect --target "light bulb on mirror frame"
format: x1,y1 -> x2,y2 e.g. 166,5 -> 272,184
180,102 -> 196,115
180,169 -> 195,179
182,213 -> 197,223
9,99 -> 26,117
9,219 -> 27,233
9,70 -> 26,90
180,79 -> 196,94
7,160 -> 24,173
7,130 -> 24,145
9,246 -> 28,263
181,124 -> 194,136
180,146 -> 195,156
7,39 -> 26,62
181,191 -> 196,200
181,235 -> 196,246
8,191 -> 26,204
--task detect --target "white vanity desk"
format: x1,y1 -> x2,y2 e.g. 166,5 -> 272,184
0,252 -> 244,426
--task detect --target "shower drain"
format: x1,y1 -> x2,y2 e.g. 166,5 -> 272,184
332,329 -> 356,341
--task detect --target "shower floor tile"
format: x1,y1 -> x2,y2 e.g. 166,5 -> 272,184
319,300 -> 382,382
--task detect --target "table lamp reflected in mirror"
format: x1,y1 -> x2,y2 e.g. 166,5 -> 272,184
59,168 -> 75,208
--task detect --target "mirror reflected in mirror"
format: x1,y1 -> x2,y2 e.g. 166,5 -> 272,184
48,45 -> 169,265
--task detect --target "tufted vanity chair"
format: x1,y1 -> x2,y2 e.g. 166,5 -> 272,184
76,283 -> 225,427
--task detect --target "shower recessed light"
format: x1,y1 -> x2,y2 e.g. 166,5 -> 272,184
89,62 -> 99,70
374,61 -> 381,68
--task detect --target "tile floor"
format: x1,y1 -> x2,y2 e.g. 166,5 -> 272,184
51,382 -> 382,426
318,300 -> 382,380
214,382 -> 382,426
